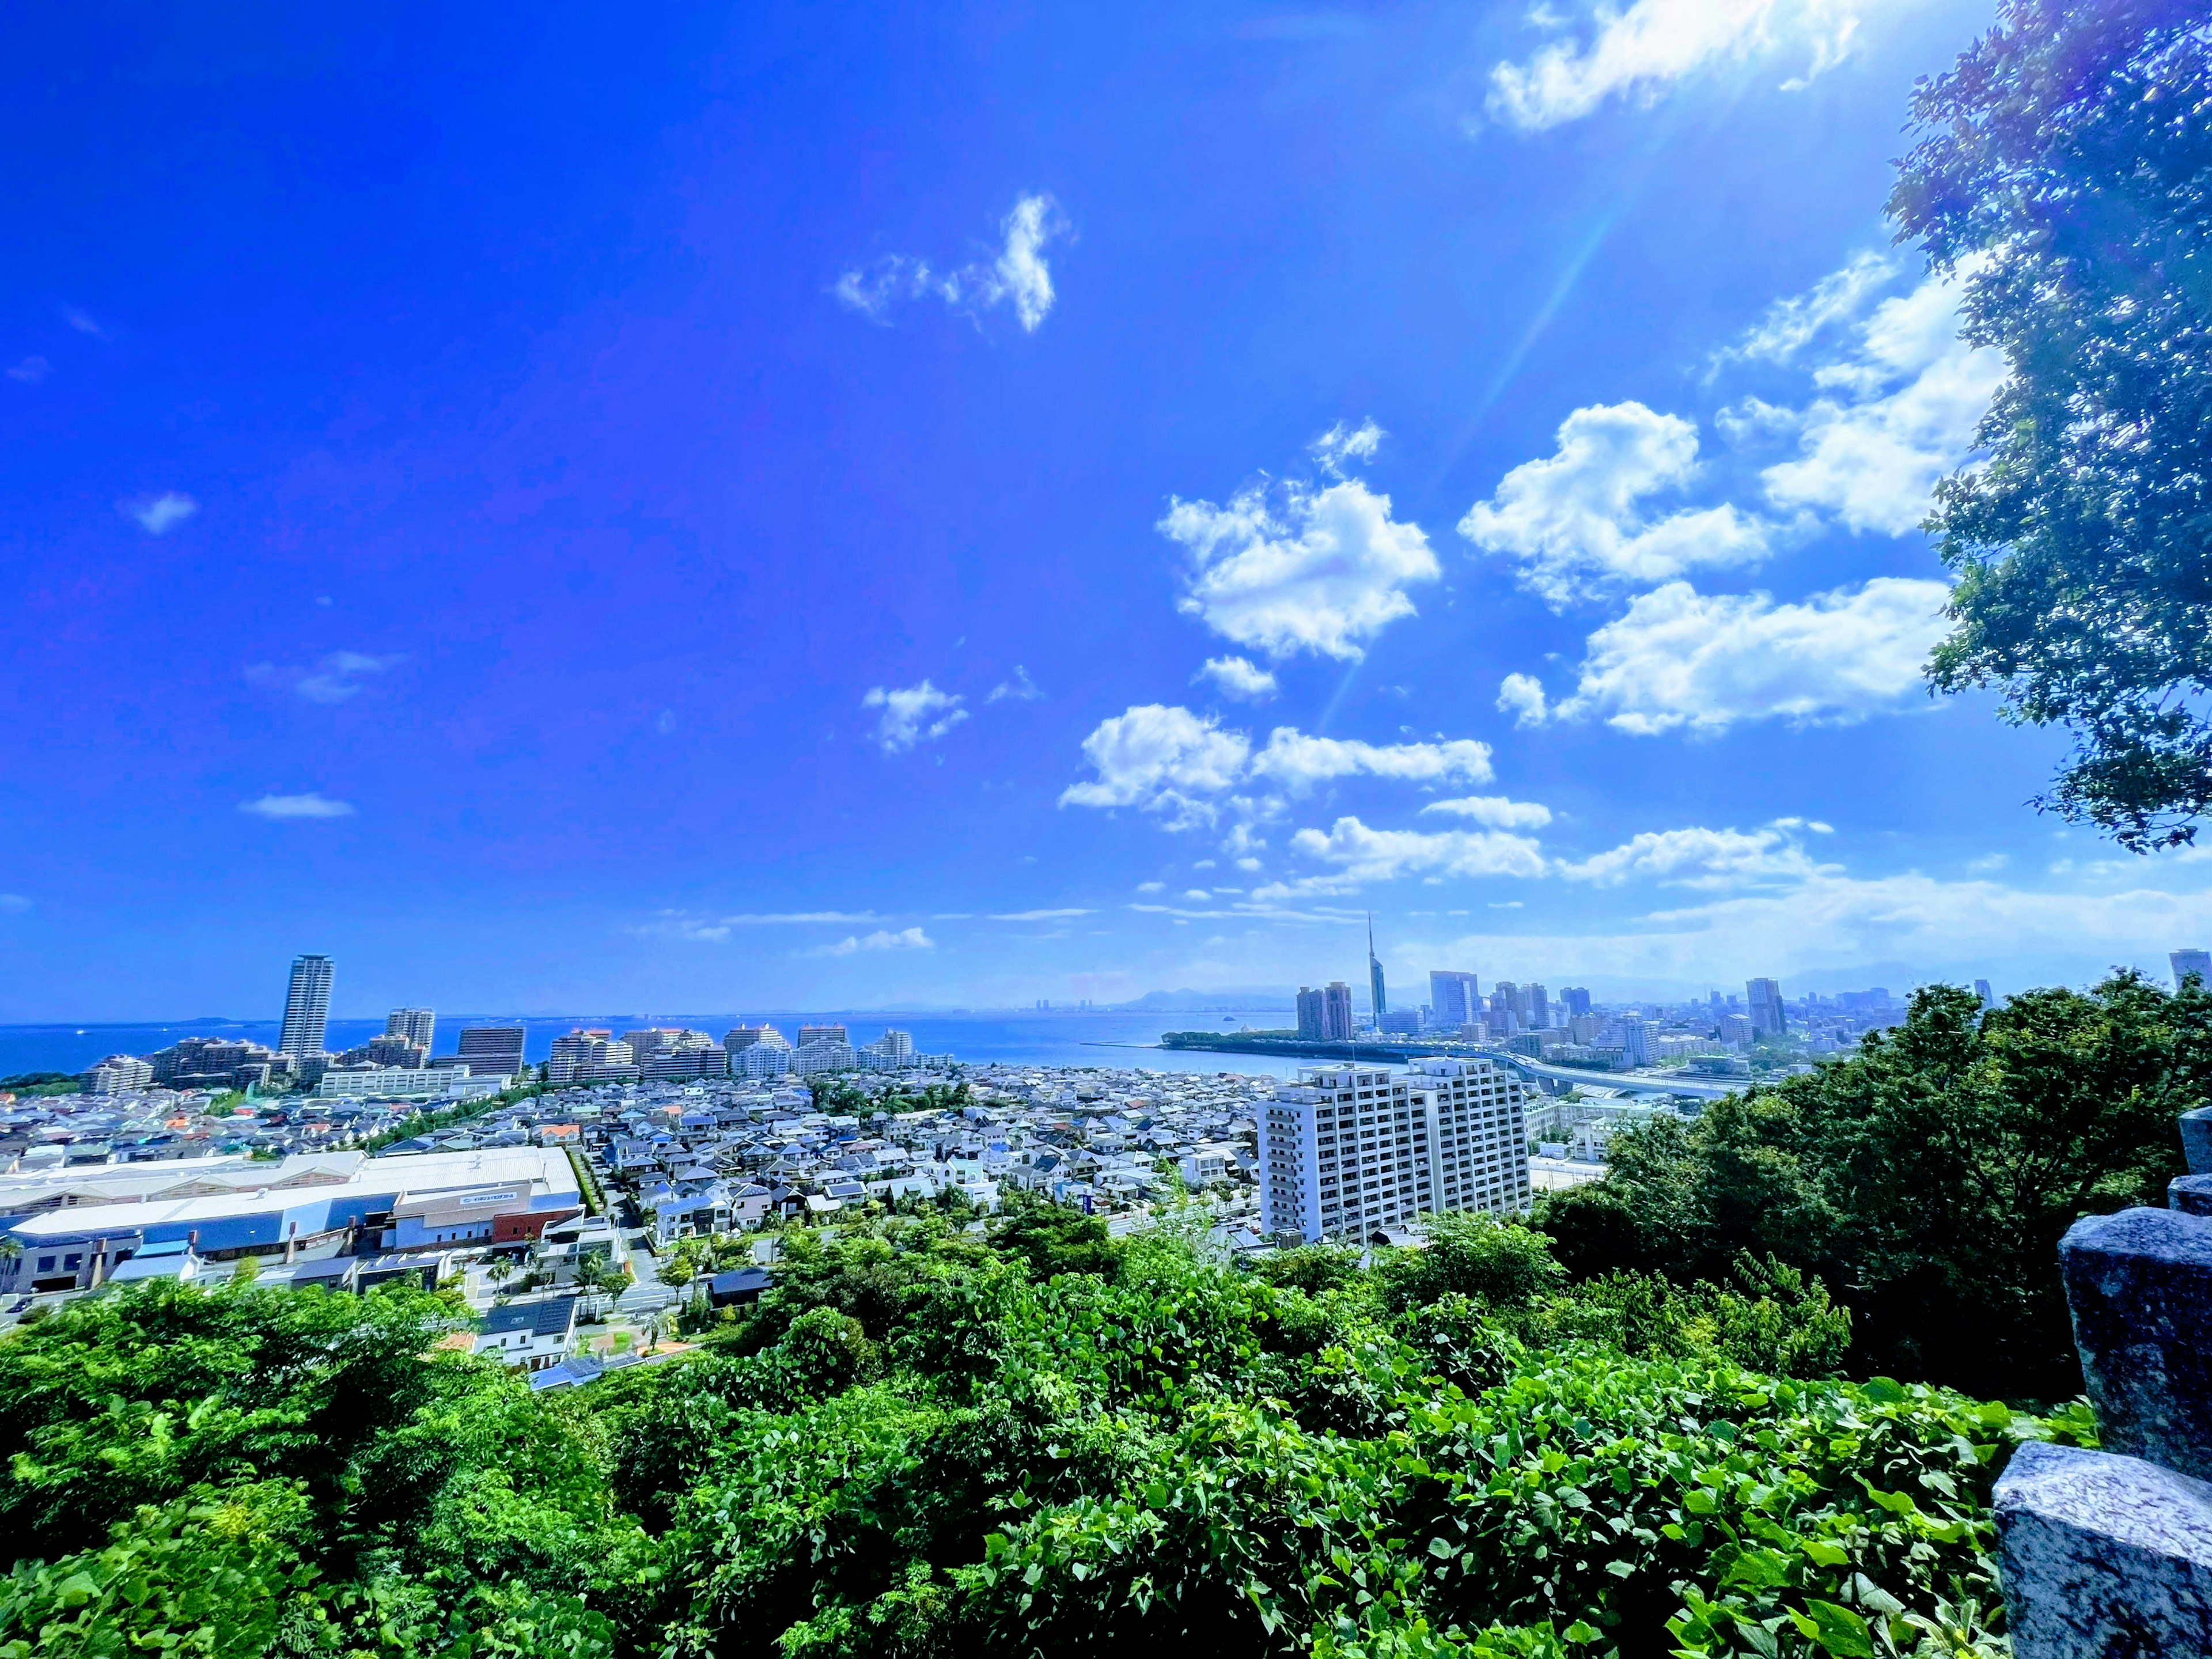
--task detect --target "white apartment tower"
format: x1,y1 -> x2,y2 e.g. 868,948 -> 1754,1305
278,954 -> 334,1056
385,1007 -> 436,1051
1260,1057 -> 1532,1245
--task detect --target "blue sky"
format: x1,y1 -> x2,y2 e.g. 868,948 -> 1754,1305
6,0 -> 2208,1022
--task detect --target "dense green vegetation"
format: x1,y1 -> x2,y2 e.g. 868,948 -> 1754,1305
1540,976 -> 2200,1404
0,1180 -> 2089,1659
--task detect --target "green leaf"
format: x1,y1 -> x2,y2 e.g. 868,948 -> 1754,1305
1799,1599 -> 1874,1657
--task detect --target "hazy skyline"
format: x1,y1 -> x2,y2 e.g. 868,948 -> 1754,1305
7,2 -> 2210,1021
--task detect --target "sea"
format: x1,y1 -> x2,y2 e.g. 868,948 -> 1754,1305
0,1009 -> 1319,1083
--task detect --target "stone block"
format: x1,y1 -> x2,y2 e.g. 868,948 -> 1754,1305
2173,1175 -> 2212,1218
2181,1105 -> 2212,1176
1995,1440 -> 2212,1658
2062,1206 -> 2212,1480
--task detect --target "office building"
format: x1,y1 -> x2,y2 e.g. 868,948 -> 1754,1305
1323,981 -> 1355,1041
453,1026 -> 527,1079
1259,1057 -> 1531,1245
546,1030 -> 635,1085
1974,979 -> 1994,1010
1560,987 -> 1593,1020
2174,949 -> 2212,990
1527,983 -> 1550,1031
385,1008 -> 436,1051
79,1054 -> 154,1095
1296,987 -> 1326,1040
1429,971 -> 1480,1028
313,1065 -> 479,1100
1378,1009 -> 1423,1035
278,955 -> 334,1056
1746,978 -> 1786,1039
1366,918 -> 1387,1024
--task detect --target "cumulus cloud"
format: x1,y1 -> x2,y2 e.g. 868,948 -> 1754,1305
1194,656 -> 1279,703
1459,402 -> 1770,606
1559,822 -> 1830,888
987,665 -> 1044,703
122,492 -> 198,535
240,792 -> 354,820
1260,816 -> 1548,897
835,194 -> 1066,332
1310,418 -> 1384,475
1759,268 -> 2007,535
247,651 -> 403,704
1248,729 -> 1494,791
1497,672 -> 1548,727
1487,0 -> 1866,131
1421,794 -> 1554,830
863,680 -> 969,752
1058,704 -> 1252,825
815,925 -> 935,956
1552,577 -> 1950,734
1165,429 -> 1438,659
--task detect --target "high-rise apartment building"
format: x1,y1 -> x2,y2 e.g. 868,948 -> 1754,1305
1560,987 -> 1593,1020
364,1034 -> 427,1069
385,1008 -> 435,1051
278,955 -> 334,1056
454,1025 -> 527,1078
2173,949 -> 2212,990
1259,1058 -> 1532,1244
546,1030 -> 634,1084
1620,1016 -> 1652,1066
79,1054 -> 153,1095
1296,987 -> 1327,1040
1323,981 -> 1355,1041
798,1024 -> 850,1048
1746,978 -> 1786,1039
1429,971 -> 1480,1028
1366,919 -> 1387,1025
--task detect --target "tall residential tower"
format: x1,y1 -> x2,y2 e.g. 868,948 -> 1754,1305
278,954 -> 334,1056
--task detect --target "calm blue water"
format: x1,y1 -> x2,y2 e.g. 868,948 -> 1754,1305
0,1010 -> 1314,1082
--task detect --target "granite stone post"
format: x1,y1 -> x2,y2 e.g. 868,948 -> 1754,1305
2180,1104 -> 2212,1177
2059,1206 -> 2212,1482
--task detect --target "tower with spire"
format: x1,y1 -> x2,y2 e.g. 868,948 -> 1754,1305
1367,914 -> 1387,1029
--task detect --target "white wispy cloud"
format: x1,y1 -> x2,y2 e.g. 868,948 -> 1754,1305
717,911 -> 886,926
1164,426 -> 1438,660
835,194 -> 1066,332
1310,418 -> 1384,475
1711,249 -> 1894,372
1558,821 -> 1831,888
122,492 -> 199,536
1194,656 -> 1280,703
246,651 -> 403,704
1259,816 -> 1549,897
63,305 -> 105,338
987,665 -> 1044,703
1421,794 -> 1554,830
240,792 -> 355,820
1758,267 -> 2006,535
1487,0 -> 1868,132
1549,577 -> 1950,735
0,893 -> 31,913
990,907 -> 1096,921
1458,402 -> 1770,607
1058,704 -> 1252,826
1247,729 -> 1494,791
813,925 -> 935,956
7,356 -> 48,385
863,680 -> 969,752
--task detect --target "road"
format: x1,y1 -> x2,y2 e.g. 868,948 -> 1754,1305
1484,1051 -> 1742,1101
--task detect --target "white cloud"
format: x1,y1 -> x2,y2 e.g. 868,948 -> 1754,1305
0,893 -> 30,912
1194,656 -> 1280,702
1760,269 -> 2006,535
1459,402 -> 1770,606
1422,794 -> 1554,830
1554,577 -> 1950,734
7,355 -> 48,384
987,665 -> 1044,703
1310,418 -> 1384,474
1559,823 -> 1829,888
240,792 -> 354,820
1135,880 -> 1166,893
816,925 -> 935,956
718,911 -> 885,925
1497,672 -> 1548,727
835,193 -> 1065,332
63,306 -> 104,337
1058,704 -> 1252,824
1248,729 -> 1494,791
1165,435 -> 1438,659
863,680 -> 969,752
122,492 -> 198,536
1712,249 -> 1895,372
990,907 -> 1095,921
1487,0 -> 1866,132
248,651 -> 403,704
1261,815 -> 1548,896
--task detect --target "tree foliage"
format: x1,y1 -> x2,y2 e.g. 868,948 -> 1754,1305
1540,975 -> 2200,1401
1893,0 -> 2212,848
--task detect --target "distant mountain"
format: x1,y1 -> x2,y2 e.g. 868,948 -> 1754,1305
1113,988 -> 1294,1012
